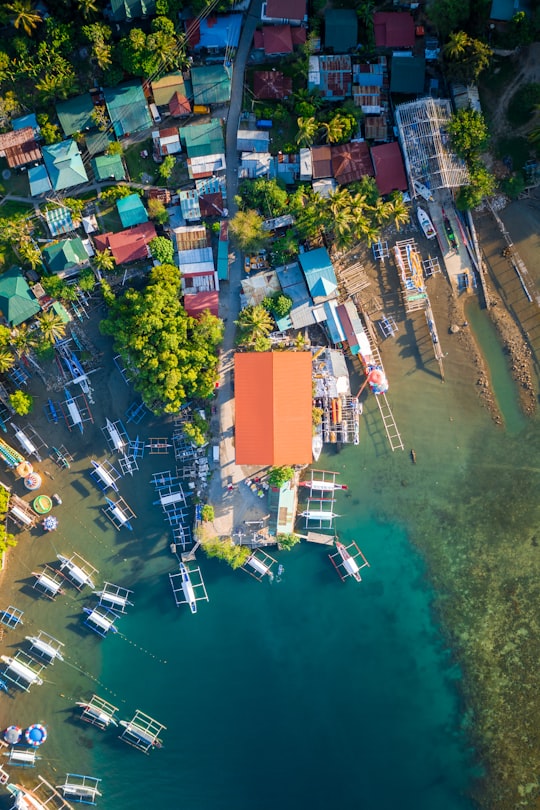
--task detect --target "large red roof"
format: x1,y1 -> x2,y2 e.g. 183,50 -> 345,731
374,12 -> 415,48
371,141 -> 408,196
94,222 -> 157,265
253,71 -> 293,100
262,25 -> 293,54
235,352 -> 313,466
332,142 -> 374,186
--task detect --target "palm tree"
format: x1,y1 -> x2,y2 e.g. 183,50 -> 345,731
444,31 -> 469,61
10,324 -> 38,358
76,0 -> 98,18
235,305 -> 274,345
94,249 -> 116,275
328,189 -> 353,219
388,193 -> 410,231
293,88 -> 323,111
17,238 -> 42,271
93,41 -> 112,71
37,311 -> 67,344
296,117 -> 319,148
5,0 -> 41,36
0,349 -> 15,374
321,116 -> 346,144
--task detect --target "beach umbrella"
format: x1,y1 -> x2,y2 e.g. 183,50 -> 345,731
4,726 -> 22,744
16,461 -> 33,478
24,473 -> 42,491
42,516 -> 58,532
25,724 -> 47,747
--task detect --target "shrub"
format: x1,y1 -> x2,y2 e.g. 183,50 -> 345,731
201,504 -> 215,522
201,537 -> 251,569
277,533 -> 300,551
268,466 -> 294,487
9,390 -> 32,416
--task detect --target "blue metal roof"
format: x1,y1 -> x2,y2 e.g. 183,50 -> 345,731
324,300 -> 346,344
299,248 -> 338,301
191,14 -> 242,51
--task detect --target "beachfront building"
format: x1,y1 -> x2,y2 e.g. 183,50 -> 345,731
234,352 -> 313,466
0,268 -> 41,327
370,142 -> 407,197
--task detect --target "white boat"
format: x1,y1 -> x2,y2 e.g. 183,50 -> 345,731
312,434 -> 323,462
179,563 -> 197,614
335,541 -> 362,582
413,180 -> 433,202
417,207 -> 436,240
76,702 -> 118,727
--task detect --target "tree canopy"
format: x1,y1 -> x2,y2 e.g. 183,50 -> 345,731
100,264 -> 223,414
229,210 -> 269,253
448,109 -> 490,160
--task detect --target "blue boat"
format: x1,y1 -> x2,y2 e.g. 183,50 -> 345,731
47,399 -> 59,424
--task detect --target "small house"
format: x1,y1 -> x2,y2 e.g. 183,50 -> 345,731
261,0 -> 307,25
186,13 -> 242,53
184,290 -> 219,318
253,71 -> 292,100
324,9 -> 358,52
91,154 -> 126,182
42,238 -> 89,279
299,247 -> 338,303
331,142 -> 374,186
117,194 -> 148,229
56,94 -> 95,137
42,140 -> 88,191
151,73 -> 187,107
308,55 -> 352,100
104,82 -> 152,138
191,65 -> 232,106
0,267 -> 41,327
152,127 -> 181,157
180,120 -> 225,158
373,12 -> 415,48
370,142 -> 407,196
237,130 -> 270,153
0,128 -> 41,169
94,222 -> 157,265
390,55 -> 425,95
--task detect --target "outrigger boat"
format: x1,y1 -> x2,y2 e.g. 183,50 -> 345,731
178,563 -> 197,613
76,695 -> 118,729
329,541 -> 370,583
417,207 -> 436,240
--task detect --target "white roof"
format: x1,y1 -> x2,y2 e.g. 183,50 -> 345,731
82,214 -> 98,234
299,148 -> 313,178
188,153 -> 226,176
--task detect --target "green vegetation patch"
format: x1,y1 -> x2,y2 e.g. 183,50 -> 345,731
506,83 -> 540,127
495,136 -> 532,171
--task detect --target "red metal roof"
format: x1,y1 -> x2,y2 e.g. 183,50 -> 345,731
262,25 -> 293,54
169,91 -> 191,117
331,142 -> 374,186
94,222 -> 157,265
291,26 -> 307,45
183,291 -> 219,318
311,145 -> 333,179
253,71 -> 293,100
266,0 -> 306,20
373,12 -> 415,48
235,352 -> 313,466
371,141 -> 408,196
199,192 -> 224,217
0,127 -> 41,168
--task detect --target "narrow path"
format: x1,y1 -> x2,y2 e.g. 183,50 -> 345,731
207,0 -> 263,527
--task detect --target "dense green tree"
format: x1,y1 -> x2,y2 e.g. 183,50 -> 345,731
237,178 -> 288,217
36,114 -> 62,144
100,185 -> 132,203
321,112 -> 357,145
229,210 -> 269,253
448,109 -> 490,159
100,265 -> 223,413
10,324 -> 37,357
262,293 -> 293,318
200,537 -> 251,570
9,390 -> 32,416
76,0 -> 98,19
105,141 -> 123,156
456,163 -> 496,210
427,0 -> 470,38
443,32 -> 492,83
78,268 -> 96,292
147,198 -> 169,225
201,504 -> 214,522
277,533 -> 300,550
149,236 -> 174,265
0,326 -> 12,348
158,155 -> 176,181
268,466 -> 294,487
17,239 -> 42,270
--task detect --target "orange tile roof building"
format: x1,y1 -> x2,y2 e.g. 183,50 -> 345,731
235,352 -> 313,466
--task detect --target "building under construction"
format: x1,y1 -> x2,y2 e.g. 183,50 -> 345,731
394,97 -> 469,197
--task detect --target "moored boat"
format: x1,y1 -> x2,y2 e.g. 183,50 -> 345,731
312,434 -> 323,462
413,180 -> 433,201
335,541 -> 363,582
417,207 -> 436,239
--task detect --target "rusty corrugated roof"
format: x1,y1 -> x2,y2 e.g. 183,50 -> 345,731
235,352 -> 313,466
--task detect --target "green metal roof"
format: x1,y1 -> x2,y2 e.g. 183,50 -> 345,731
324,9 -> 358,52
0,267 -> 40,326
51,301 -> 71,323
191,65 -> 232,106
117,194 -> 148,228
91,154 -> 126,182
180,120 -> 224,158
85,130 -> 114,156
104,82 -> 152,138
42,238 -> 88,276
110,0 -> 156,21
42,140 -> 88,191
56,94 -> 95,137
390,55 -> 426,94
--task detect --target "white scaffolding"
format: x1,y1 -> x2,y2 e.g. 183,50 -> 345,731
395,98 -> 469,195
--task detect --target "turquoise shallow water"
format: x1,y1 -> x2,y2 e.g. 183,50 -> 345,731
4,301 -> 538,810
